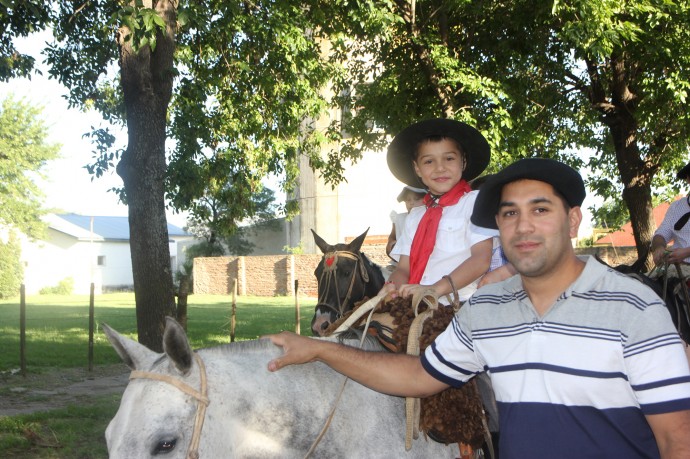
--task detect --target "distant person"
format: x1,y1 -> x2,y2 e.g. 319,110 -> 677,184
382,118 -> 497,304
471,174 -> 514,286
652,161 -> 690,269
386,185 -> 427,259
267,158 -> 690,458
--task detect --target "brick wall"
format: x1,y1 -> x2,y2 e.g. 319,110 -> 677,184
193,246 -> 640,297
194,254 -> 324,297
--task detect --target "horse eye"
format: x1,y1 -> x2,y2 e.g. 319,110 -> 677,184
152,438 -> 177,455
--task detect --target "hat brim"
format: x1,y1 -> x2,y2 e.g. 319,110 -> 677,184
387,119 -> 490,187
396,186 -> 427,202
471,158 -> 586,229
678,162 -> 690,180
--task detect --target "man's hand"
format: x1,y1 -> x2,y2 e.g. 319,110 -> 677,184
264,331 -> 320,372
664,247 -> 690,265
478,263 -> 517,288
653,246 -> 670,266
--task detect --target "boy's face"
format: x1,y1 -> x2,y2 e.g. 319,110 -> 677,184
403,194 -> 425,212
412,139 -> 465,196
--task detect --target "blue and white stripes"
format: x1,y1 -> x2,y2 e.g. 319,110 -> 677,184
421,256 -> 690,458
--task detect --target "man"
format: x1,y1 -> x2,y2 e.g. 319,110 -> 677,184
267,158 -> 690,458
652,161 -> 690,266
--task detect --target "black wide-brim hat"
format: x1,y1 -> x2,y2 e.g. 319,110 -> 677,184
471,158 -> 586,229
387,118 -> 491,188
677,162 -> 690,180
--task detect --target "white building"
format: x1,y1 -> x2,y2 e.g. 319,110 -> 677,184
20,213 -> 193,294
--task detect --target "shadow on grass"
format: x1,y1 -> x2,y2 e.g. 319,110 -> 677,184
0,394 -> 119,459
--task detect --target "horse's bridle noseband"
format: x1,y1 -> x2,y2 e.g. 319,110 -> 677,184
129,353 -> 209,459
316,250 -> 370,319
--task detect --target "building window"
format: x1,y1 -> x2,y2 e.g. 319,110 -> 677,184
97,256 -> 106,266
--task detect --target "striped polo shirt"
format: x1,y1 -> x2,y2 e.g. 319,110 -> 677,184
422,256 -> 690,458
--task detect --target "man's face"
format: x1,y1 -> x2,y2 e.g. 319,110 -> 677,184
496,179 -> 581,278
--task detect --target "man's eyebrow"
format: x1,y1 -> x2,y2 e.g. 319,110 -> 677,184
498,196 -> 553,208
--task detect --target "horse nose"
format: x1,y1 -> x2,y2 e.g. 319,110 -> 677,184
311,320 -> 330,336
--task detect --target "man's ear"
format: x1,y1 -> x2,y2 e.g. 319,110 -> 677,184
568,206 -> 583,239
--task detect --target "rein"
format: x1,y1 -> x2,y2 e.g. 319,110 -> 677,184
305,294 -> 385,459
129,353 -> 209,459
316,250 -> 369,318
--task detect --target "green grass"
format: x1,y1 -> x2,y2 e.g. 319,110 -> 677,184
0,394 -> 119,458
0,292 -> 317,458
0,292 -> 317,372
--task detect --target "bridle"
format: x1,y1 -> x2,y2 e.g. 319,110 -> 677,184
129,353 -> 209,459
316,250 -> 370,319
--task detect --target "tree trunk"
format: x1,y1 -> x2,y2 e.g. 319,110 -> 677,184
395,0 -> 456,118
586,54 -> 656,271
606,107 -> 655,271
116,0 -> 178,351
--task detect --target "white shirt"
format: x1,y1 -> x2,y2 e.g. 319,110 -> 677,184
390,190 -> 497,302
654,196 -> 690,263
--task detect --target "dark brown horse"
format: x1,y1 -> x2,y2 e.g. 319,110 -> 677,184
310,228 -> 386,336
595,255 -> 690,343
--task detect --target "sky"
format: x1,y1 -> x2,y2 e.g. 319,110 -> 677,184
0,32 -> 190,228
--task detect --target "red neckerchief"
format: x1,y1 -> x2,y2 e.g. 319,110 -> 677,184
408,180 -> 472,284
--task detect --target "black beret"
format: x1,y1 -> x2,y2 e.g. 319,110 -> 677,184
387,118 -> 490,187
471,158 -> 586,229
677,162 -> 690,180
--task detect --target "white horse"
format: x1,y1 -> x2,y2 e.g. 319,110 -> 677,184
103,317 -> 460,458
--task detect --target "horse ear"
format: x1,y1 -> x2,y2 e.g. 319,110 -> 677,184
311,229 -> 333,254
348,228 -> 370,252
162,316 -> 194,375
102,322 -> 160,371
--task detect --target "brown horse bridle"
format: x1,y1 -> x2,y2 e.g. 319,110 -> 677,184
129,353 -> 209,459
316,250 -> 370,319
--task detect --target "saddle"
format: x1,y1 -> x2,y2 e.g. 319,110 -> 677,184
325,292 -> 491,453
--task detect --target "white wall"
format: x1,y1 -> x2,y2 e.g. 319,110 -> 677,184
337,148 -> 408,239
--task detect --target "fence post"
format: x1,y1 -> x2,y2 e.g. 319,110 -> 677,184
294,279 -> 300,335
19,284 -> 26,377
230,278 -> 237,342
177,276 -> 189,331
88,283 -> 95,371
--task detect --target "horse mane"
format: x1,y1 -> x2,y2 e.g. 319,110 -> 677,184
202,334 -> 386,357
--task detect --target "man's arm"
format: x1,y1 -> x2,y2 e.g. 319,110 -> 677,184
266,331 -> 448,398
646,410 -> 690,458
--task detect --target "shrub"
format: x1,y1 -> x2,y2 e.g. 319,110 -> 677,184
0,232 -> 23,298
39,277 -> 75,295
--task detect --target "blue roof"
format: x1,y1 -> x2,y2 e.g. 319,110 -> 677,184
53,213 -> 189,241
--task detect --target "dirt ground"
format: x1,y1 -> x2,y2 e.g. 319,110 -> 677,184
0,364 -> 130,416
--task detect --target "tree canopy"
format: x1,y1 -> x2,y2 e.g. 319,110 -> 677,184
3,0 -> 689,342
0,96 -> 59,238
325,0 -> 690,268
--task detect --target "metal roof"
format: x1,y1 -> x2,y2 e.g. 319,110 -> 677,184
48,213 -> 190,242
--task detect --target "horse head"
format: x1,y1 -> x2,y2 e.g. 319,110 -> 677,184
310,228 -> 386,336
103,317 -> 208,459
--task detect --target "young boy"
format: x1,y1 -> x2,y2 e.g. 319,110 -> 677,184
384,118 -> 497,303
386,185 -> 427,259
